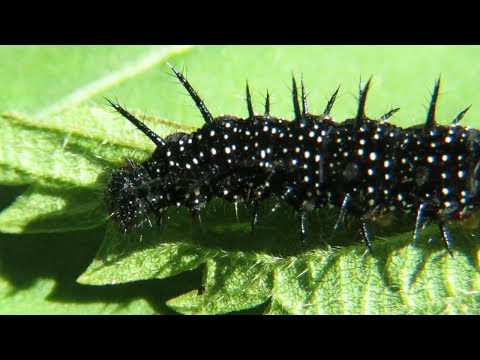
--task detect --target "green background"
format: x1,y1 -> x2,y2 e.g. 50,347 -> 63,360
1,45 -> 480,314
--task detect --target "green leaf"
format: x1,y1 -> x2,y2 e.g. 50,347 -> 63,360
2,45 -> 480,314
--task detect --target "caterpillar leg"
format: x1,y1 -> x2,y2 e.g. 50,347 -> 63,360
334,193 -> 351,230
413,203 -> 427,244
191,208 -> 200,224
155,209 -> 165,229
251,200 -> 259,234
299,211 -> 308,245
439,222 -> 454,258
233,201 -> 239,222
360,220 -> 374,256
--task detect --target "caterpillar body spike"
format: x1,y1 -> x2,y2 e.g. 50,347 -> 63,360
291,75 -> 301,121
167,63 -> 214,124
107,99 -> 165,147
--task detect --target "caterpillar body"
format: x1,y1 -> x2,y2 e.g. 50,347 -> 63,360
105,65 -> 479,256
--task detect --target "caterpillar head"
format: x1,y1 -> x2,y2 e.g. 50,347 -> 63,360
105,161 -> 154,232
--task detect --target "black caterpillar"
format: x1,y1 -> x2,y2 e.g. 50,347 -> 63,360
105,64 -> 480,256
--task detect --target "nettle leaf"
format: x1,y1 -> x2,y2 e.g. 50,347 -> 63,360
79,201 -> 480,314
2,45 -> 480,314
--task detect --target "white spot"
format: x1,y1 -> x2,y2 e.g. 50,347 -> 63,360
188,138 -> 192,144
374,134 -> 380,140
384,160 -> 390,168
199,151 -> 204,157
224,134 -> 229,140
295,147 -> 301,153
430,142 -> 437,148
369,152 -> 377,161
223,189 -> 229,195
317,136 -> 323,143
397,194 -> 403,201
458,170 -> 465,178
261,150 -> 266,159
442,154 -> 449,162
368,169 -> 374,176
232,145 -> 236,151
368,199 -> 375,206
309,131 -> 315,138
292,159 -> 298,165
441,172 -> 448,179
368,186 -> 374,193
304,151 -> 311,159
315,154 -> 321,162
211,148 -> 217,155
193,158 -> 199,164
194,188 -> 200,196
298,135 -> 304,141
225,122 -> 231,128
225,147 -> 231,154
186,164 -> 191,169
245,130 -> 251,136
210,130 -> 215,137
169,160 -> 174,166
180,146 -> 184,152
272,128 -> 277,134
444,201 -> 452,208
359,139 -> 366,145
445,136 -> 452,143
401,158 -> 407,164
244,145 -> 249,151
166,150 -> 171,157
263,126 -> 269,132
304,175 -> 310,182
336,138 -> 342,143
427,156 -> 435,163
385,174 -> 391,180
357,149 -> 364,156
442,188 -> 450,195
